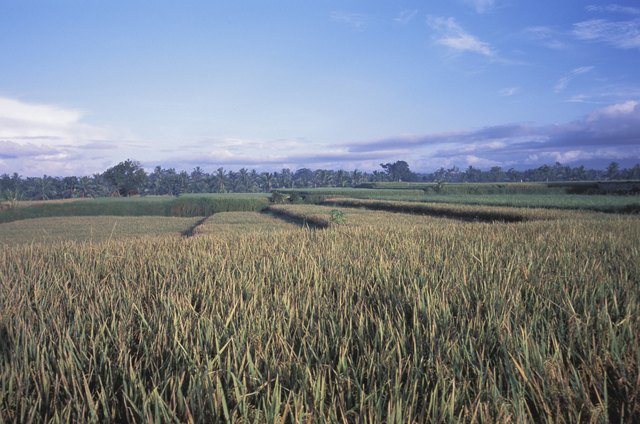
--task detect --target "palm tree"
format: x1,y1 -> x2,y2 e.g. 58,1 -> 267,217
215,168 -> 226,193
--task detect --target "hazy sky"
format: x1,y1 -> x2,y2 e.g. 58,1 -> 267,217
2,0 -> 640,176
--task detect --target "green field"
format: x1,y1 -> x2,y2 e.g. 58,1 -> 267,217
361,193 -> 640,213
0,189 -> 639,422
0,193 -> 269,224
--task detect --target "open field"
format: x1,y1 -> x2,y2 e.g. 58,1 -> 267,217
319,198 -> 586,222
1,189 -> 639,421
359,193 -> 640,213
1,216 -> 639,422
0,216 -> 202,247
357,180 -> 640,195
195,212 -> 300,237
275,186 -> 640,213
0,194 -> 269,224
268,204 -> 461,228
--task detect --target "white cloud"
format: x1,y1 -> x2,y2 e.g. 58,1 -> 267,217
0,96 -> 133,176
464,0 -> 496,14
427,16 -> 495,57
573,18 -> 640,48
330,11 -> 369,31
394,9 -> 418,25
554,66 -> 594,93
587,99 -> 638,121
586,4 -> 640,15
499,87 -> 520,97
0,97 -> 82,128
523,26 -> 568,49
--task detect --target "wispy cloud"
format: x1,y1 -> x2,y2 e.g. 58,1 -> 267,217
499,87 -> 520,97
523,26 -> 569,49
565,84 -> 640,104
330,11 -> 369,31
573,18 -> 640,48
554,66 -> 594,93
586,4 -> 640,15
464,0 -> 496,14
427,16 -> 495,57
394,9 -> 417,25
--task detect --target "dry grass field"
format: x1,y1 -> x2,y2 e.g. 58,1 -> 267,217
194,212 -> 300,237
0,216 -> 201,247
1,205 -> 638,422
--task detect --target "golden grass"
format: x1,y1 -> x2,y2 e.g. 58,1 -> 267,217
1,214 -> 638,422
321,197 -> 599,221
0,215 -> 202,247
195,212 -> 301,237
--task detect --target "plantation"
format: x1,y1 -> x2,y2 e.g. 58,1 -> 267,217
0,216 -> 201,247
0,194 -> 269,224
0,189 -> 639,422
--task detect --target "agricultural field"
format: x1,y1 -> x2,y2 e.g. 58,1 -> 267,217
276,186 -> 640,214
362,193 -> 640,213
267,204 -> 460,228
0,193 -> 269,224
0,191 -> 639,422
0,216 -> 201,247
194,212 -> 300,237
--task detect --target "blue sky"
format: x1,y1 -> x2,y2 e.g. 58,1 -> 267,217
1,0 -> 639,176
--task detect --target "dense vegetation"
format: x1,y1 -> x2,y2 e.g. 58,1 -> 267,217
1,215 -> 638,422
0,216 -> 201,247
0,194 -> 269,224
2,159 -> 639,201
1,185 -> 638,421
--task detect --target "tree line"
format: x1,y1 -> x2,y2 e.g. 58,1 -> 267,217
2,160 -> 639,201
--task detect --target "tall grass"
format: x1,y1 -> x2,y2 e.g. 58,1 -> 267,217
0,216 -> 202,247
361,193 -> 640,213
1,217 -> 638,422
194,212 -> 299,237
0,194 -> 269,224
320,197 -> 579,222
169,194 -> 269,216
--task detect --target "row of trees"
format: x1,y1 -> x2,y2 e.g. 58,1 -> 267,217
2,160 -> 639,201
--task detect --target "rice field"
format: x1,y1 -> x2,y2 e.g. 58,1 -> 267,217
267,204 -> 457,228
319,198 -> 585,222
0,216 -> 201,247
1,207 -> 639,422
194,212 -> 300,237
364,193 -> 640,213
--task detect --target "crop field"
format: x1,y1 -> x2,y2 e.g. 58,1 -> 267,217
276,188 -> 640,214
0,194 -> 269,224
0,216 -> 201,247
359,193 -> 640,213
0,192 -> 639,422
267,204 -> 457,228
195,212 -> 300,237
319,198 -> 587,222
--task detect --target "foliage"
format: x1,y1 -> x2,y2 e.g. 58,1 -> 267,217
380,160 -> 415,182
0,194 -> 269,224
329,209 -> 346,225
1,217 -> 638,422
168,194 -> 269,216
3,161 -> 640,202
269,191 -> 289,204
103,159 -> 148,196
